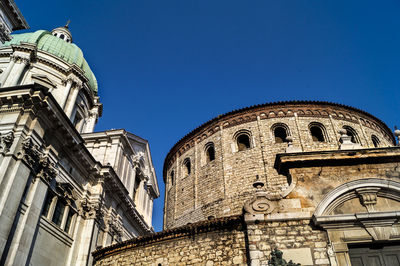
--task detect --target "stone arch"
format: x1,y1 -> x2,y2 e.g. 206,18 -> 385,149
204,142 -> 215,163
314,178 -> 400,217
182,157 -> 191,176
233,129 -> 253,151
271,123 -> 290,143
313,178 -> 400,265
309,122 -> 328,142
343,125 -> 360,144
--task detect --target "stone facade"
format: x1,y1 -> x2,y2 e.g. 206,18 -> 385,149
0,24 -> 159,266
93,101 -> 400,266
0,0 -> 28,43
163,102 -> 394,229
94,216 -> 247,266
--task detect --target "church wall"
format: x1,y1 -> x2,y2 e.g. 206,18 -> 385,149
287,159 -> 400,210
246,220 -> 329,266
94,218 -> 247,266
29,218 -> 72,266
164,103 -> 394,229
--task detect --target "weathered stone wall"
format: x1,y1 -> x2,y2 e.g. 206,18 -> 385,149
94,218 -> 247,266
247,220 -> 329,266
93,216 -> 333,266
164,102 -> 394,229
278,149 -> 400,212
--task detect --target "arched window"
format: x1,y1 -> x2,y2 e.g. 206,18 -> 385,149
343,126 -> 359,143
170,170 -> 175,185
309,122 -> 326,142
60,34 -> 65,39
205,143 -> 215,162
183,158 -> 191,176
371,135 -> 380,147
237,134 -> 251,151
272,124 -> 289,143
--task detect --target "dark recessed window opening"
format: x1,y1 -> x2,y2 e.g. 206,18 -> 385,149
183,158 -> 191,175
206,145 -> 215,162
274,127 -> 288,143
310,126 -> 325,142
170,171 -> 175,185
237,134 -> 251,151
52,200 -> 66,226
64,210 -> 74,233
41,193 -> 53,217
344,126 -> 359,143
371,135 -> 380,147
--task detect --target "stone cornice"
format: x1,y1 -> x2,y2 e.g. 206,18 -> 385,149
0,83 -> 99,179
82,129 -> 160,198
275,147 -> 400,175
163,101 -> 396,181
0,0 -> 29,30
101,166 -> 152,235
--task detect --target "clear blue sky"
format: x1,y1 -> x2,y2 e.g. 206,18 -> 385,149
16,0 -> 400,231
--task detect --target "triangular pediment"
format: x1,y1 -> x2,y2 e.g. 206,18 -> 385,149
31,74 -> 56,89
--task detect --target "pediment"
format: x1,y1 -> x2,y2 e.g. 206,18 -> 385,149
31,74 -> 56,89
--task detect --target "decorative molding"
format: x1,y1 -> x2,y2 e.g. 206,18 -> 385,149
244,181 -> 279,216
10,54 -> 30,64
313,178 -> 400,217
355,187 -> 380,212
20,138 -> 57,183
164,101 -> 395,178
79,198 -> 103,220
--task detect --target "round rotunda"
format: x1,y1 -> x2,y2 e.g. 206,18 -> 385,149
163,101 -> 395,229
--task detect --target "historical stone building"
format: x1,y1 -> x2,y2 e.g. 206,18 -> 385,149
93,101 -> 400,266
0,0 -> 28,43
0,25 -> 159,266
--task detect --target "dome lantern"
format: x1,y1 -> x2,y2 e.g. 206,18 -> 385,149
51,20 -> 72,43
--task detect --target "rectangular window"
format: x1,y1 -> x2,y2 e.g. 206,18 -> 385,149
64,210 -> 74,234
52,200 -> 65,226
41,193 -> 53,218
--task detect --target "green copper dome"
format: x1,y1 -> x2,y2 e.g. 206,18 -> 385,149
3,30 -> 98,94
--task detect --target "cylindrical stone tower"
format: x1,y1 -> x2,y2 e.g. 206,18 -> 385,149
163,101 -> 395,229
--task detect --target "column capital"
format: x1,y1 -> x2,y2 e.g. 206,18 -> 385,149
62,75 -> 82,88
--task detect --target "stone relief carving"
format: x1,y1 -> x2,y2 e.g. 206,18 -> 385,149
79,198 -> 104,221
244,181 -> 279,215
0,131 -> 14,153
21,138 -> 57,183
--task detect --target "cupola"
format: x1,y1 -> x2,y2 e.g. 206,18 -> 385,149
51,21 -> 72,43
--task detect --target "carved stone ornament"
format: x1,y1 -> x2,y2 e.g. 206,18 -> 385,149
10,54 -> 30,65
355,187 -> 380,212
0,131 -> 14,153
244,181 -> 278,215
107,218 -> 123,237
21,138 -> 57,183
79,199 -> 103,221
0,21 -> 11,42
